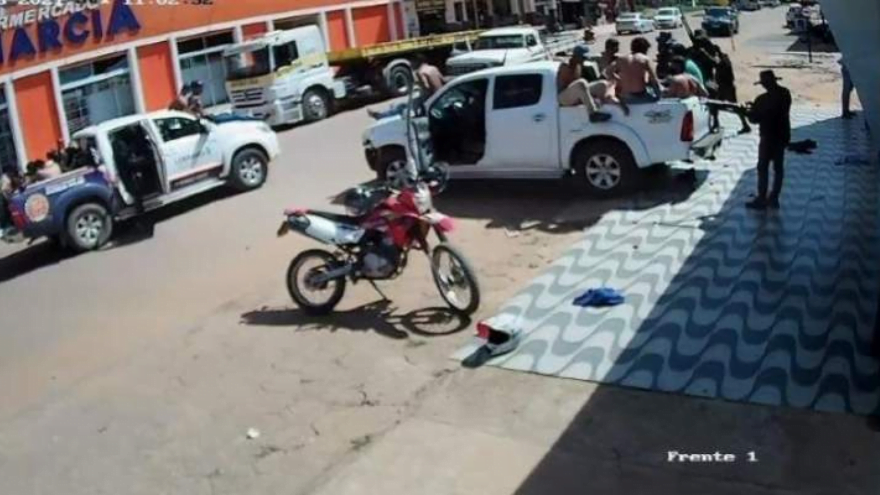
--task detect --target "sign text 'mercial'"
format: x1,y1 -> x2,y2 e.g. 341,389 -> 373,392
0,0 -> 141,65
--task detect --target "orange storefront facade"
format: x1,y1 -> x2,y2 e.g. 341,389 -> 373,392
0,0 -> 409,171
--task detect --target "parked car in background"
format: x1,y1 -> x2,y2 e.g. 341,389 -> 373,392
786,3 -> 802,27
616,13 -> 655,35
760,0 -> 781,7
653,7 -> 683,29
737,0 -> 762,11
702,7 -> 740,36
445,27 -> 551,78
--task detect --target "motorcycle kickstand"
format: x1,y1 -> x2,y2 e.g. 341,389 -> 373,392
369,280 -> 390,301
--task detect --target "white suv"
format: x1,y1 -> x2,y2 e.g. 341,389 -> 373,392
616,13 -> 655,35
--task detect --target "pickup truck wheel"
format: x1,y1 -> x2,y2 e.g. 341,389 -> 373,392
574,141 -> 640,197
376,147 -> 410,189
230,149 -> 268,192
65,203 -> 112,252
302,89 -> 330,122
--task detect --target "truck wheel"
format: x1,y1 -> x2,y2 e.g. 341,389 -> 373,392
65,203 -> 113,252
573,141 -> 641,198
230,148 -> 268,192
376,147 -> 410,189
302,89 -> 330,122
386,65 -> 414,97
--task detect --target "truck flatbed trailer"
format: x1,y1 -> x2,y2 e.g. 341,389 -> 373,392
327,30 -> 484,64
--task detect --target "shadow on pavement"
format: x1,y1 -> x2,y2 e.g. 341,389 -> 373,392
0,240 -> 69,284
507,114 -> 880,494
435,166 -> 706,235
240,300 -> 471,340
0,187 -> 241,284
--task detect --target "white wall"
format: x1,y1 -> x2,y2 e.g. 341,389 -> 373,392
822,0 -> 880,153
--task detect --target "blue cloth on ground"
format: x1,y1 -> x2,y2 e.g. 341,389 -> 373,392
573,287 -> 625,307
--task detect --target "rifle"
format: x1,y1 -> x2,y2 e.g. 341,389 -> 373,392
681,13 -> 697,44
705,99 -> 748,115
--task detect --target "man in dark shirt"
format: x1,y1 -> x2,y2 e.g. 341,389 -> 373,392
743,70 -> 792,210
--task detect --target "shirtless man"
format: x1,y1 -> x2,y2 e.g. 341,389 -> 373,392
368,55 -> 445,119
606,36 -> 661,105
557,46 -> 611,122
663,57 -> 708,99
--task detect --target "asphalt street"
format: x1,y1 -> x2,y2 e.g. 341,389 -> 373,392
0,1 -> 795,424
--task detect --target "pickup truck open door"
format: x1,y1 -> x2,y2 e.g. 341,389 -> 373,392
482,72 -> 557,171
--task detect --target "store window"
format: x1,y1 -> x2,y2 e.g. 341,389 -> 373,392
0,88 -> 19,171
177,32 -> 234,108
60,54 -> 136,135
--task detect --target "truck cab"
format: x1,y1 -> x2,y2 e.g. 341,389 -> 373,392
445,27 -> 550,77
3,110 -> 280,252
223,26 -> 346,126
363,62 -> 722,197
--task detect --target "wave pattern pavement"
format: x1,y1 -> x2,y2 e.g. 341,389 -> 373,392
455,108 -> 880,415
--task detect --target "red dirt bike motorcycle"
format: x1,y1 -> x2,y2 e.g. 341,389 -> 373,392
277,77 -> 480,316
277,167 -> 480,316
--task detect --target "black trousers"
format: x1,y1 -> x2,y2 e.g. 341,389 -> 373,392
0,195 -> 11,229
757,140 -> 786,200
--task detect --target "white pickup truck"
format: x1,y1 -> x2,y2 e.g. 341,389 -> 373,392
3,110 -> 280,252
362,62 -> 722,197
445,27 -> 579,78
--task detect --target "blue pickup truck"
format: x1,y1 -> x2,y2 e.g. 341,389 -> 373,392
3,168 -> 118,251
2,109 -> 280,252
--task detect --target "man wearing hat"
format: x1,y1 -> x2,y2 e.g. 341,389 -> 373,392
742,70 -> 792,210
557,46 -> 612,123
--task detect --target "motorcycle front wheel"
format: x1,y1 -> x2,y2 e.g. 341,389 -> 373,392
287,249 -> 347,315
430,243 -> 481,316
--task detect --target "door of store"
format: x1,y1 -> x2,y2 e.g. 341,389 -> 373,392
60,54 -> 137,135
177,32 -> 234,108
0,88 -> 19,171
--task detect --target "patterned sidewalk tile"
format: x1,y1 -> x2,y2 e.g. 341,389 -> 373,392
456,107 -> 880,415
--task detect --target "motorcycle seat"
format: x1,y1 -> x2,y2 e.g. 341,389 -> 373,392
307,210 -> 364,225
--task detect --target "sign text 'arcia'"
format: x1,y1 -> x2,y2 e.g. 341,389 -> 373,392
0,0 -> 141,65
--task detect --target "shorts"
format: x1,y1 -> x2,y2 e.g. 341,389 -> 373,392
620,90 -> 659,104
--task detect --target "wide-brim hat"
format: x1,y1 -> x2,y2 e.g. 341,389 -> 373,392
755,69 -> 782,85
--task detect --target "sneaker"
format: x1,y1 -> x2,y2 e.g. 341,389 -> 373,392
745,199 -> 767,210
589,112 -> 612,123
767,197 -> 780,209
738,126 -> 752,135
843,111 -> 856,120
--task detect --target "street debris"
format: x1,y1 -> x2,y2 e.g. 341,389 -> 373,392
246,428 -> 261,440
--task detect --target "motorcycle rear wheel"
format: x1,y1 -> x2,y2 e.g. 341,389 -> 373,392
430,243 -> 480,316
287,249 -> 347,315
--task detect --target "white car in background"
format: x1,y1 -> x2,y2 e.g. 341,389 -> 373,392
653,7 -> 683,29
616,13 -> 655,35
